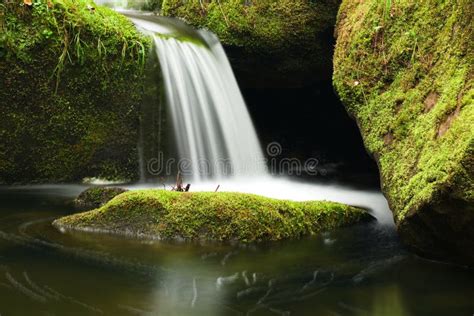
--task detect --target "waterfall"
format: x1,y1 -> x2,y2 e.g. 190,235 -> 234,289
130,16 -> 267,181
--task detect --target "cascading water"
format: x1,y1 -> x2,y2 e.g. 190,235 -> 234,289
129,16 -> 267,181
88,9 -> 394,225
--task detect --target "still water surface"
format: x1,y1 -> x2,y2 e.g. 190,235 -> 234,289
0,183 -> 473,315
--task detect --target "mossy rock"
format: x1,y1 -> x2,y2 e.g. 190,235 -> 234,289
74,187 -> 128,210
333,1 -> 473,264
54,190 -> 372,242
0,0 -> 151,183
161,0 -> 340,88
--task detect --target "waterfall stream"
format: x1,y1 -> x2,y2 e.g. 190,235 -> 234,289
130,15 -> 267,181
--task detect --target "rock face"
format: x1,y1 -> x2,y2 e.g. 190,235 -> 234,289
161,0 -> 341,88
0,0 -> 150,183
333,1 -> 473,264
74,187 -> 128,211
54,190 -> 372,242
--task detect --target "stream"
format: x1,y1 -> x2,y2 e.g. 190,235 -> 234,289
0,181 -> 473,315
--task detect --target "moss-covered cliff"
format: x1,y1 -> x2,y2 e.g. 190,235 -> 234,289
0,0 -> 150,183
161,0 -> 340,87
333,1 -> 473,263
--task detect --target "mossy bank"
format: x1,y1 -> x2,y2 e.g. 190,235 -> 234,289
0,0 -> 151,183
54,190 -> 371,242
161,0 -> 340,87
333,1 -> 473,263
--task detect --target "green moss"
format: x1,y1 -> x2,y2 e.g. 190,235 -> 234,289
162,0 -> 332,50
161,0 -> 340,86
54,190 -> 371,242
333,1 -> 473,261
0,0 -> 151,183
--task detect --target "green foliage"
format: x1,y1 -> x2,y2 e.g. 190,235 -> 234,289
54,190 -> 371,242
333,0 -> 473,222
0,0 -> 151,183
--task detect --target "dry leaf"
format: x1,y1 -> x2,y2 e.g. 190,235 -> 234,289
24,0 -> 32,6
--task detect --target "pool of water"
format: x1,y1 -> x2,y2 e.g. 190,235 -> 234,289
0,183 -> 473,315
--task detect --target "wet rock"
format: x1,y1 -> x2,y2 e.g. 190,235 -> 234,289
56,190 -> 372,242
0,1 -> 150,184
74,187 -> 128,211
161,0 -> 340,88
333,0 -> 474,265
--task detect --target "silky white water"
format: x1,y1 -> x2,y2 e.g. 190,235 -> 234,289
131,17 -> 267,181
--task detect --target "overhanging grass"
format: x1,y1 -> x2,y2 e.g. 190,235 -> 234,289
0,0 -> 151,183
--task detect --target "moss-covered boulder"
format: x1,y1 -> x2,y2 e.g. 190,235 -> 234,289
161,0 -> 340,88
74,186 -> 128,210
0,0 -> 150,184
333,1 -> 473,264
54,190 -> 371,242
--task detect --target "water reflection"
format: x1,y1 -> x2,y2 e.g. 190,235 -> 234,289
370,284 -> 410,316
